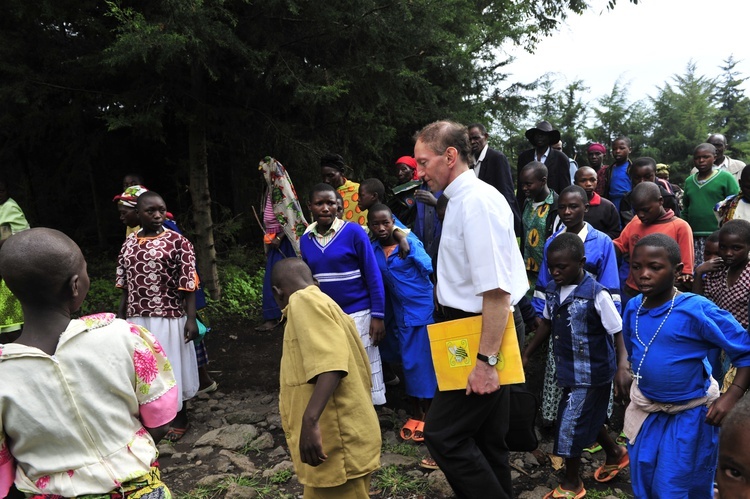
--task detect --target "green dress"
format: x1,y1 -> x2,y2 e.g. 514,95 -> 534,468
0,197 -> 29,333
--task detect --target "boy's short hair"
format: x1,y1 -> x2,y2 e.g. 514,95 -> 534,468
613,136 -> 632,147
722,390 -> 750,435
309,182 -> 337,202
135,190 -> 163,209
0,228 -> 82,306
719,219 -> 750,245
634,233 -> 681,266
631,182 -> 662,206
366,203 -> 392,220
631,157 -> 657,171
694,143 -> 717,155
706,230 -> 721,244
520,161 -> 548,180
547,232 -> 585,261
559,185 -> 588,204
361,178 -> 386,201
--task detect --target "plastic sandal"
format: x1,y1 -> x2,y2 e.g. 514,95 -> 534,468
594,449 -> 630,483
400,418 -> 420,440
543,485 -> 586,498
412,420 -> 425,442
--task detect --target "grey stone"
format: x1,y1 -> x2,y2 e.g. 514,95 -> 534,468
261,460 -> 295,478
266,413 -> 282,427
188,446 -> 214,460
157,443 -> 175,457
195,474 -> 230,488
379,452 -> 415,467
251,431 -> 274,450
207,418 -> 225,429
225,409 -> 268,425
524,452 -> 540,467
215,454 -> 233,473
518,486 -> 552,499
260,394 -> 275,404
219,449 -> 258,474
224,483 -> 258,499
426,470 -> 453,498
511,471 -> 520,481
406,470 -> 424,479
268,445 -> 288,458
194,424 -> 259,450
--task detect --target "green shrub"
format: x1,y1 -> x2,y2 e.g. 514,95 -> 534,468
205,263 -> 265,320
80,276 -> 121,316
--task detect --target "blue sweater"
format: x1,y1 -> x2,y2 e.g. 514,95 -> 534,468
300,221 -> 386,318
371,232 -> 434,327
533,224 -> 621,316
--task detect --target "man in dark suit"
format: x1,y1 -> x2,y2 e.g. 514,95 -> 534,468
468,123 -> 522,237
516,121 -> 571,208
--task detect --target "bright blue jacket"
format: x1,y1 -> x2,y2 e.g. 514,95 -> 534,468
371,232 -> 434,327
533,224 -> 621,317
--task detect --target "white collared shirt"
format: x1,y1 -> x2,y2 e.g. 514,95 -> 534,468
537,147 -> 550,163
473,144 -> 489,177
437,170 -> 528,312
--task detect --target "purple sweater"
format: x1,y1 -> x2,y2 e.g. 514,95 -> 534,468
300,222 -> 385,318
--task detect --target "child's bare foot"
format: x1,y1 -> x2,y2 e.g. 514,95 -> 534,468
255,320 -> 279,331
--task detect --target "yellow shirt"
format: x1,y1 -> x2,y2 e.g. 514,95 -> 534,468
279,286 -> 381,487
339,179 -> 367,226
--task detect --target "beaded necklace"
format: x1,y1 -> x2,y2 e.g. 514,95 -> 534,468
633,288 -> 677,385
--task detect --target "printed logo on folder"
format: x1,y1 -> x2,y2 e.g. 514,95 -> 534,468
446,340 -> 471,367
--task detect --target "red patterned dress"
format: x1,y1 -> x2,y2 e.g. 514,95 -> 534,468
116,229 -> 200,408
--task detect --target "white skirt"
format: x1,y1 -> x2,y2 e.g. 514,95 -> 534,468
128,316 -> 200,410
348,309 -> 386,405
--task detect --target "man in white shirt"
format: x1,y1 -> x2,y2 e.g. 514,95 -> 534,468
414,120 -> 528,499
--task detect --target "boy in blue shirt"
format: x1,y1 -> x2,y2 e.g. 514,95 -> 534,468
367,204 -> 437,438
523,233 -> 629,498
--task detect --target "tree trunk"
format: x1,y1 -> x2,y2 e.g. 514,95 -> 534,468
189,62 -> 221,300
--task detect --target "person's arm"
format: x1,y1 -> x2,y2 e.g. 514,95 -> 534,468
613,331 -> 632,404
693,263 -> 723,294
299,371 -> 344,466
522,318 -> 550,365
706,367 -> 749,426
355,228 -> 386,345
392,228 -> 410,259
182,290 -> 198,343
414,189 -> 438,207
466,288 -> 511,395
117,288 -> 128,319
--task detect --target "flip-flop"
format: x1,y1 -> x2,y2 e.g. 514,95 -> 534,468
616,431 -> 628,446
543,485 -> 586,499
583,442 -> 602,453
197,381 -> 218,395
163,425 -> 190,443
419,457 -> 439,470
412,420 -> 425,442
254,321 -> 280,332
400,418 -> 421,440
594,449 -> 629,483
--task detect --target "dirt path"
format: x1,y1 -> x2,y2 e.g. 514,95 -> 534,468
164,318 -> 633,498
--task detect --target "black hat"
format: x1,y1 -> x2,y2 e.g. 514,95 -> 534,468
525,121 -> 561,144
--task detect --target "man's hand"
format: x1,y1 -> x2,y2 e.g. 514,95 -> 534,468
397,236 -> 410,259
414,190 -> 438,206
370,317 -> 385,346
466,360 -> 500,395
299,418 -> 327,466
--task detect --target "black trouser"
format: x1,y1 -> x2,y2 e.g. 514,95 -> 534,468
425,306 -> 513,499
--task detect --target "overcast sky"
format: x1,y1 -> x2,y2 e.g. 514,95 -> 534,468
500,0 -> 750,106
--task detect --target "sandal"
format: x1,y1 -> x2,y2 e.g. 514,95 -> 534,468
594,449 -> 629,483
400,418 -> 421,440
543,485 -> 586,499
412,420 -> 425,442
583,442 -> 602,454
254,320 -> 280,332
163,425 -> 189,443
419,457 -> 439,470
197,381 -> 218,395
616,431 -> 628,446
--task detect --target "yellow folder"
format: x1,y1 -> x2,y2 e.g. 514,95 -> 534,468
427,315 -> 525,391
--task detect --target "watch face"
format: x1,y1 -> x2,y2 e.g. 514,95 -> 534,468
488,355 -> 498,366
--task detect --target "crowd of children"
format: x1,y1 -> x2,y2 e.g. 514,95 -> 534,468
3,128 -> 750,499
